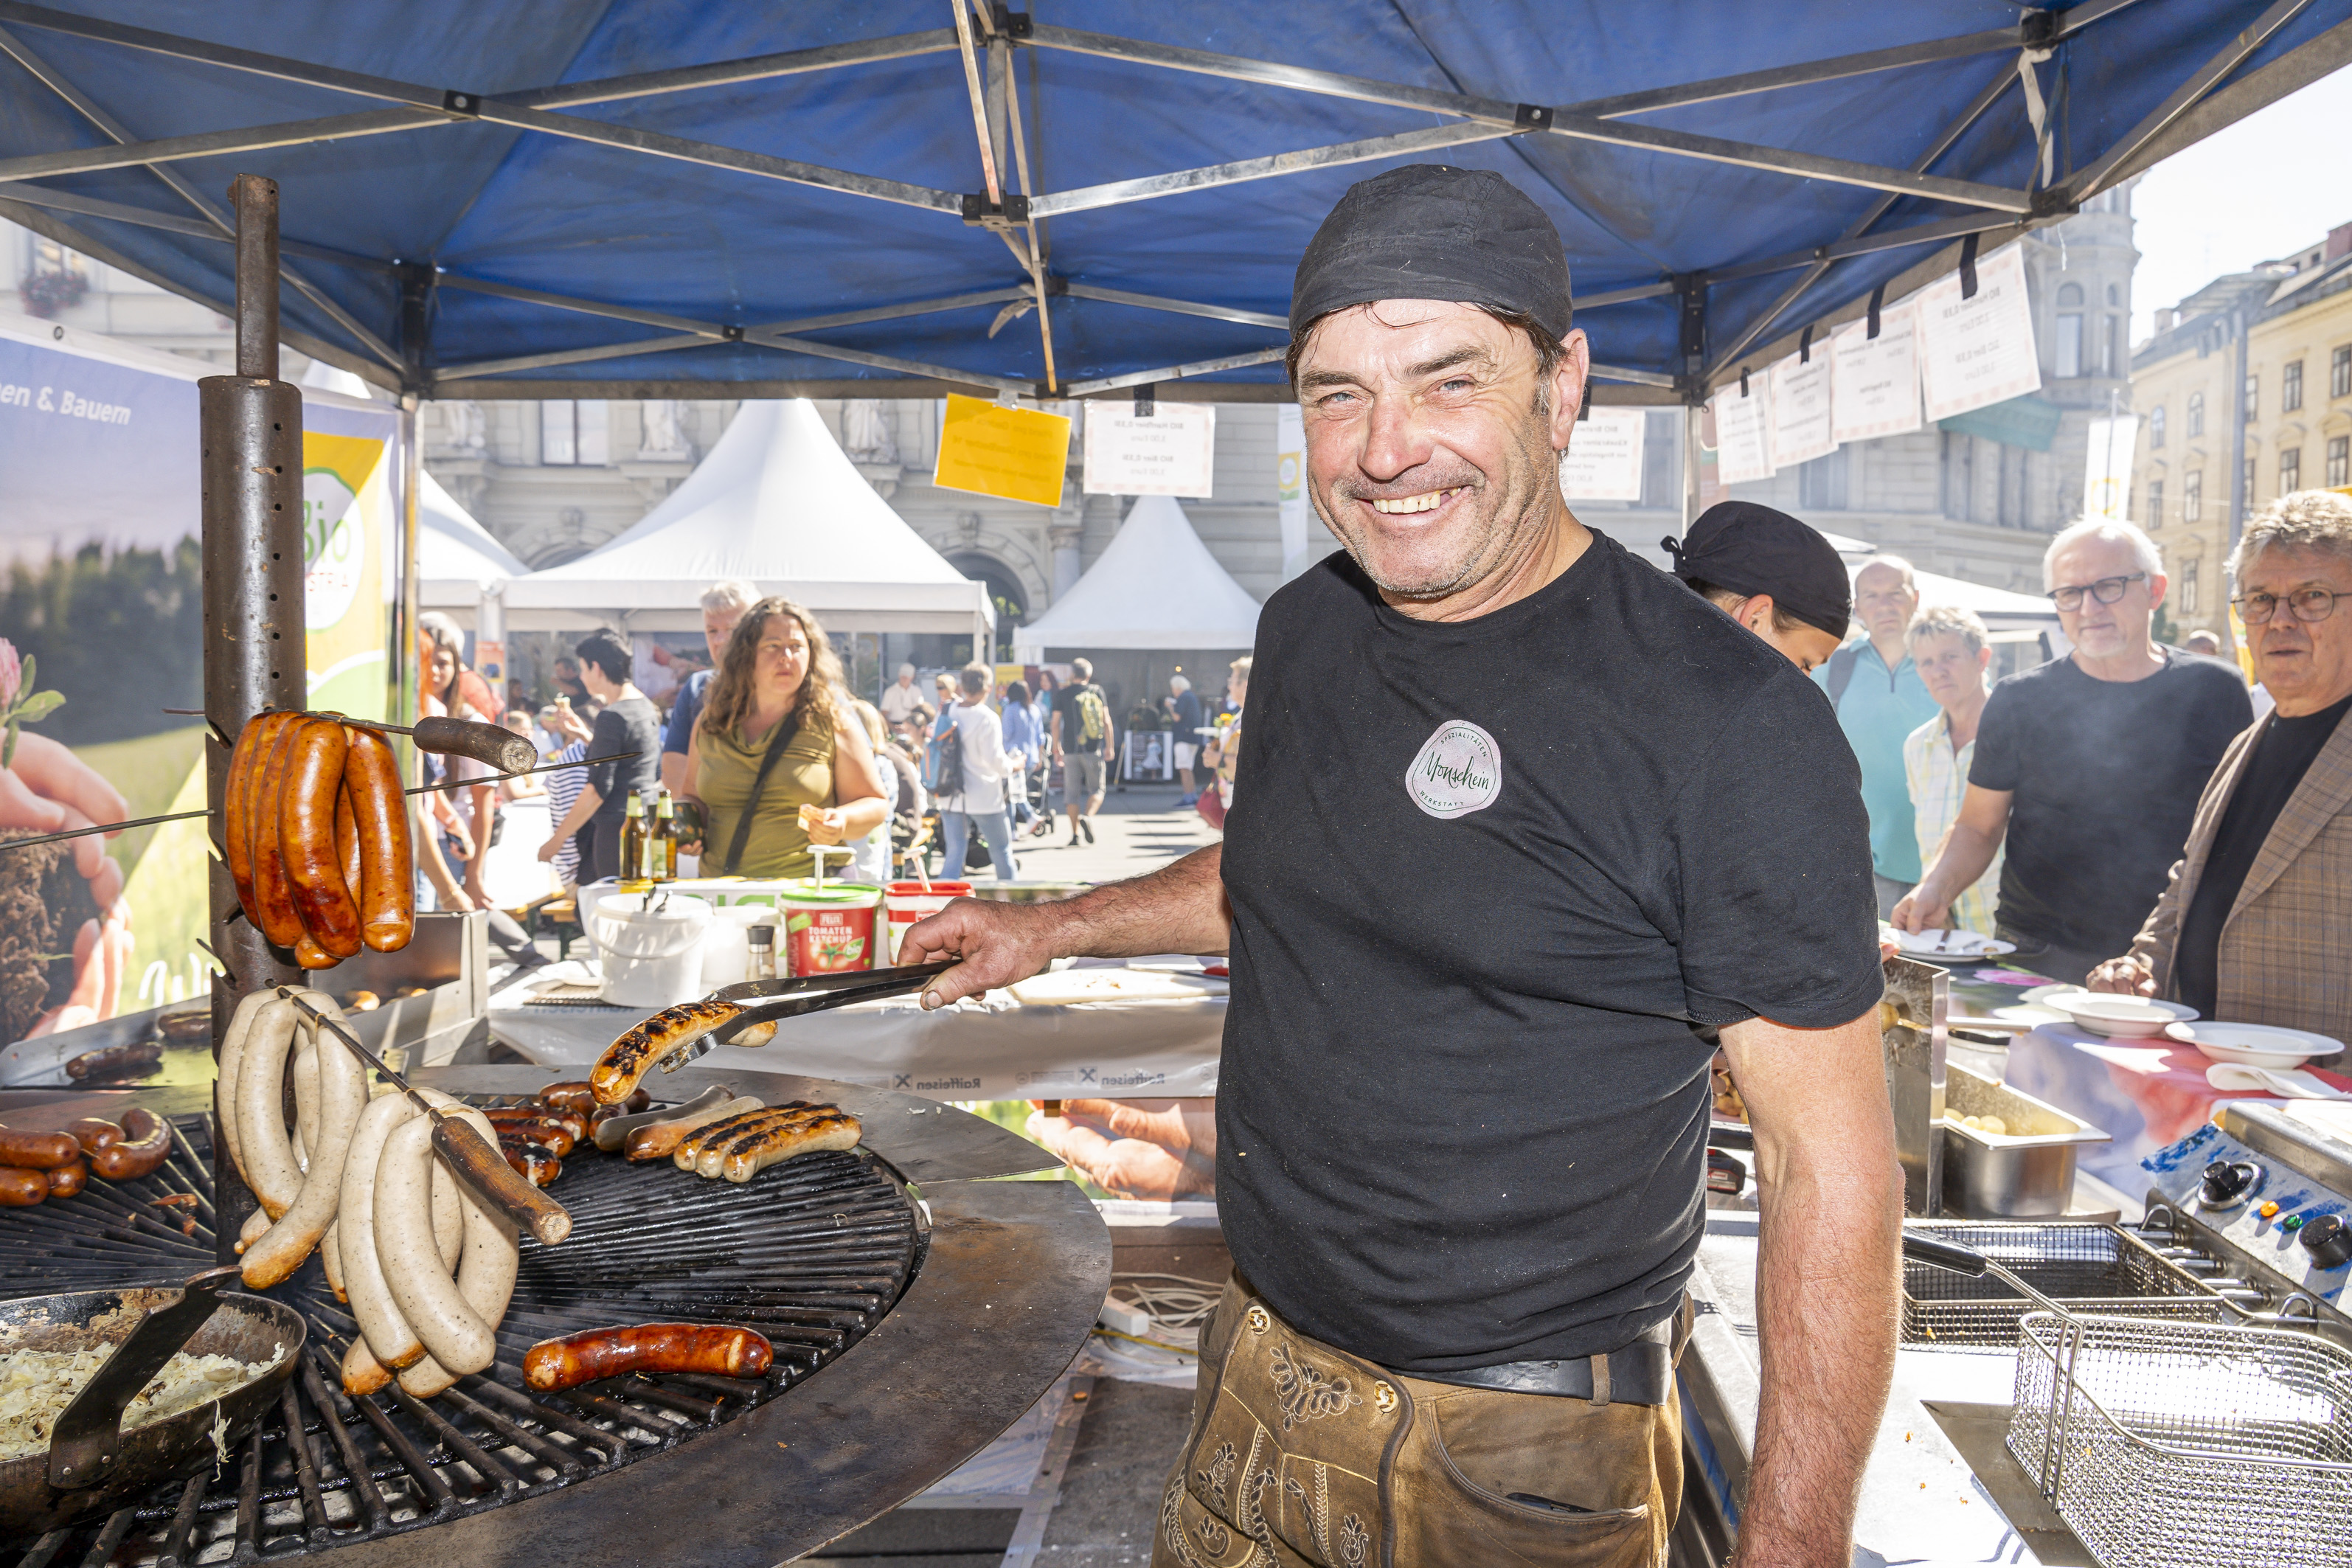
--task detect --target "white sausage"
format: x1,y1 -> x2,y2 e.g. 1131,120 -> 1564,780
235,994 -> 309,1220
342,1336 -> 394,1396
243,993 -> 367,1289
215,988 -> 276,1187
375,1103 -> 517,1383
340,1092 -> 462,1379
237,1207 -> 270,1252
288,1026 -> 345,1299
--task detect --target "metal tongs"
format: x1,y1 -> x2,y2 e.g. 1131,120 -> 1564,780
665,960 -> 959,1071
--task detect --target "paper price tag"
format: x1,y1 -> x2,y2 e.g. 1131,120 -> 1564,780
1916,246 -> 2041,422
934,394 -> 1072,507
1769,354 -> 1836,469
1083,401 -> 1216,496
1710,382 -> 1774,485
1831,305 -> 1923,443
1558,406 -> 1647,501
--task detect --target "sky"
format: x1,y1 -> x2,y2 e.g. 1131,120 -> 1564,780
2128,66 -> 2352,341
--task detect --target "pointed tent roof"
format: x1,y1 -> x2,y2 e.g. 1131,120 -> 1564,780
503,400 -> 991,636
417,468 -> 528,608
1014,496 -> 1261,657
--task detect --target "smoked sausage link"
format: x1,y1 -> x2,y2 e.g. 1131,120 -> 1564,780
46,1158 -> 88,1198
337,782 -> 362,905
0,1168 -> 47,1207
91,1107 -> 173,1182
66,1118 -> 123,1156
0,1128 -> 84,1171
226,710 -> 298,930
341,725 -> 414,953
522,1324 -> 773,1391
280,718 -> 364,960
250,717 -> 309,948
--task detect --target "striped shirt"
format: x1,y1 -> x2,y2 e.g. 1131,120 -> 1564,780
1904,710 -> 2002,937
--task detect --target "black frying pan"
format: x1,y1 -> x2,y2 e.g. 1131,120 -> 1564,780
0,1266 -> 305,1536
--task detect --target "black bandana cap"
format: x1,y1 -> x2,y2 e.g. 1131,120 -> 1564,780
1291,164 -> 1573,343
1662,502 -> 1852,642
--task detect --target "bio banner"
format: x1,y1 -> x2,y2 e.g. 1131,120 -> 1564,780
0,312 -> 397,1049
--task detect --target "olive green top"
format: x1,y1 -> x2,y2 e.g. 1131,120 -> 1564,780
696,701 -> 836,878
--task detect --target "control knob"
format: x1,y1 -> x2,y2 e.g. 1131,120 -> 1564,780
2200,1159 -> 2261,1207
2298,1213 -> 2352,1270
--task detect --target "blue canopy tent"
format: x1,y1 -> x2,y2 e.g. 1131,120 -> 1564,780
2,0 -> 2348,412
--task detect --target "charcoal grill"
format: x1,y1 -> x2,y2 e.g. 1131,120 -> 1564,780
0,1065 -> 1107,1566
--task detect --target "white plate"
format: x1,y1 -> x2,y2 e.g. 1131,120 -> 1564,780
1884,928 -> 2015,959
2020,985 -> 2197,1021
2166,1021 -> 2345,1069
2050,993 -> 2198,1038
1994,1003 -> 2075,1027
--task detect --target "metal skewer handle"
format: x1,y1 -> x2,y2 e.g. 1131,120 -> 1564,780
168,708 -> 536,772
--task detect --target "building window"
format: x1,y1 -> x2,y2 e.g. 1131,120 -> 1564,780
1797,447 -> 1849,510
2188,391 -> 2204,437
2330,435 -> 2350,488
2243,457 -> 2257,507
2280,447 -> 2300,493
2283,360 -> 2303,412
2147,479 -> 2163,526
2149,406 -> 2166,448
2182,561 -> 2200,617
2244,375 -> 2258,420
2334,344 -> 2352,400
539,400 -> 610,465
2185,470 -> 2202,523
2055,282 -> 2084,379
1940,431 -> 1977,521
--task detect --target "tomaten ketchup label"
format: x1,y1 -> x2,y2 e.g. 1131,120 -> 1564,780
784,903 -> 875,974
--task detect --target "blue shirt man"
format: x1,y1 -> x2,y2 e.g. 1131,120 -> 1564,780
1814,556 -> 1939,915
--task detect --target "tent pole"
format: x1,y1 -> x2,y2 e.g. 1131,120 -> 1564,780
201,173 -> 305,1262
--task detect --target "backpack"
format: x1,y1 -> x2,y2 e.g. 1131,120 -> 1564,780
934,712 -> 965,798
1823,642 -> 1864,709
1073,685 -> 1109,748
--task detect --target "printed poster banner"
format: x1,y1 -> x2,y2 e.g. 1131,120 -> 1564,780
2083,415 -> 2140,524
1557,406 -> 1646,501
1830,305 -> 1923,444
1083,401 -> 1216,497
0,311 -> 397,1049
1915,245 -> 2042,423
1710,381 -> 1775,486
1768,353 -> 1836,470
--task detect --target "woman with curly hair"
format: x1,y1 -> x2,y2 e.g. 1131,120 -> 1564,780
682,597 -> 889,878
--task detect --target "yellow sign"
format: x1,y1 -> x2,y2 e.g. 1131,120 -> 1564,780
302,429 -> 392,721
933,394 -> 1071,507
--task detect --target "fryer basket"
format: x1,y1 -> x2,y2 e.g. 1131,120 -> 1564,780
1901,1221 -> 2229,1347
2008,1311 -> 2352,1568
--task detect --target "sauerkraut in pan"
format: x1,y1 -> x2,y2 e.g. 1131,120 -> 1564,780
0,1343 -> 286,1461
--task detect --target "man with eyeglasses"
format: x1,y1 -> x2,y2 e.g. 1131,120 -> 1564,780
1817,556 -> 1941,917
1893,519 -> 2251,985
2088,491 -> 2352,1036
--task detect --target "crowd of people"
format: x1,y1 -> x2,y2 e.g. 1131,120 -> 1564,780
1673,488 -> 2352,1040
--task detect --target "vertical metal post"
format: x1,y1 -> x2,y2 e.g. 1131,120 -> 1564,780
201,173 -> 305,1261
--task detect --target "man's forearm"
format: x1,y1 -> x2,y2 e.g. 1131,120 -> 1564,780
1052,843 -> 1230,957
1916,822 -> 1999,912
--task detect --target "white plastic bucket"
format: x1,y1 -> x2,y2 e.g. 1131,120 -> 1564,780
884,880 -> 971,963
579,885 -> 712,1007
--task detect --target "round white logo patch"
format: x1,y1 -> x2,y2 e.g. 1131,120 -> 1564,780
1405,720 -> 1502,819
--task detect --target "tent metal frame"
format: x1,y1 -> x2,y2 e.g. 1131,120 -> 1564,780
0,0 -> 2344,407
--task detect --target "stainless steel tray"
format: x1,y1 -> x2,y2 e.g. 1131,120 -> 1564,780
1940,1062 -> 2109,1218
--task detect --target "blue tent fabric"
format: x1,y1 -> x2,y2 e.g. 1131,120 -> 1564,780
1,1 -> 2345,398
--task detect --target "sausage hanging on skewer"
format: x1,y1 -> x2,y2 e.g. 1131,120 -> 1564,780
341,724 -> 415,952
245,992 -> 367,1288
224,710 -> 298,930
249,717 -> 309,950
280,717 -> 364,961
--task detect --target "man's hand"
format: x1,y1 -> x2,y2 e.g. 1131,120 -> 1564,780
2086,955 -> 2157,996
899,898 -> 1068,1009
1886,889 -> 1946,934
1026,1098 -> 1217,1200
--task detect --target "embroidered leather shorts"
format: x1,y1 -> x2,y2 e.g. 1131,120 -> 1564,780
1154,1279 -> 1681,1568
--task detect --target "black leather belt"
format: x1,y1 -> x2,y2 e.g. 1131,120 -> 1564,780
1395,1302 -> 1688,1406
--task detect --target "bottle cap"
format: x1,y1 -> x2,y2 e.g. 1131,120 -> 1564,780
747,924 -> 775,946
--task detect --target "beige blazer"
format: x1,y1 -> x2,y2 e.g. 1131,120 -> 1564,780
2129,707 -> 2352,1040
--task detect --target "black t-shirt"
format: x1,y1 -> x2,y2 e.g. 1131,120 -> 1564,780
2174,694 -> 2352,1016
1968,651 -> 2251,957
587,696 -> 663,826
1218,536 -> 1882,1374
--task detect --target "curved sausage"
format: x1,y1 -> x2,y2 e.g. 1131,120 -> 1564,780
691,1106 -> 821,1179
628,1095 -> 763,1163
341,1091 -> 465,1384
66,1118 -> 122,1156
46,1157 -> 88,1197
0,1128 -> 84,1171
522,1325 -> 773,1392
91,1106 -> 173,1182
674,1103 -> 792,1173
237,1207 -> 271,1252
538,1081 -> 601,1116
245,993 -> 367,1288
500,1141 -> 561,1187
234,994 -> 310,1218
591,999 -> 743,1105
337,782 -> 362,912
225,710 -> 298,929
66,1041 -> 163,1081
342,725 -> 414,953
215,988 -> 279,1188
596,1084 -> 733,1153
342,1338 -> 395,1398
249,717 -> 308,949
480,1114 -> 574,1158
0,1168 -> 47,1207
280,718 -> 363,960
721,1108 -> 863,1184
377,1105 -> 518,1387
295,934 -> 338,971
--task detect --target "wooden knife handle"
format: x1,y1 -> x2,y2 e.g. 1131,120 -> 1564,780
433,1115 -> 573,1245
410,715 -> 538,774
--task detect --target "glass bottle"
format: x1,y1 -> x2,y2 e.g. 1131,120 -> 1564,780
651,791 -> 679,882
618,791 -> 648,889
746,924 -> 777,982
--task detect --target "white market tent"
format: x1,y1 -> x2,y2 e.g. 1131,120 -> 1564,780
1820,529 -> 2058,636
501,400 -> 992,642
417,469 -> 528,618
1013,495 -> 1260,659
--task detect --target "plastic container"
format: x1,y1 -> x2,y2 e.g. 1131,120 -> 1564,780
884,881 -> 972,964
577,884 -> 713,1007
696,901 -> 784,991
775,881 -> 884,975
